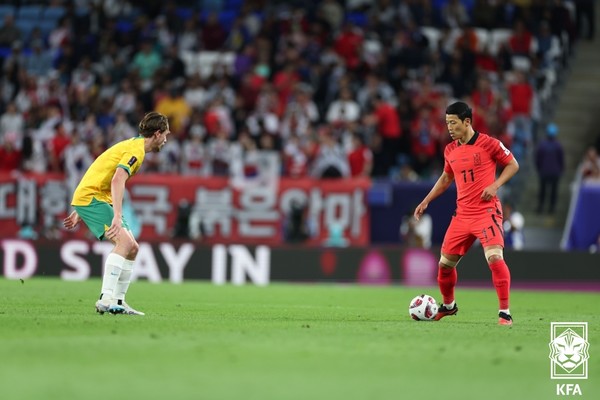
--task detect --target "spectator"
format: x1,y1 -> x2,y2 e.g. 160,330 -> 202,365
183,74 -> 208,110
202,12 -> 227,50
48,123 -> 72,172
71,56 -> 97,95
409,106 -> 443,177
326,87 -> 361,125
0,131 -> 22,172
77,114 -> 102,144
319,0 -> 344,33
205,96 -> 235,138
535,20 -> 562,70
155,84 -> 192,135
508,19 -> 535,59
206,129 -> 234,177
535,123 -> 564,214
108,112 -> 136,145
578,146 -> 600,182
503,202 -> 525,250
0,102 -> 25,139
576,0 -> 595,40
334,22 -> 364,70
113,79 -> 137,116
400,209 -> 432,249
281,84 -> 319,140
364,94 -> 402,174
507,70 -> 535,162
442,0 -> 470,29
283,133 -> 309,178
310,125 -> 350,179
63,132 -> 93,193
178,17 -> 202,52
180,128 -> 209,176
48,16 -> 73,53
131,40 -> 162,81
24,41 -> 54,78
347,132 -> 373,178
0,15 -> 21,47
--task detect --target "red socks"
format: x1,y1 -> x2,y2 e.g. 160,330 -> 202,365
489,259 -> 511,309
437,266 -> 457,304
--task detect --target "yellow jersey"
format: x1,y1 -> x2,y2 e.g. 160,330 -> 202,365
71,136 -> 146,206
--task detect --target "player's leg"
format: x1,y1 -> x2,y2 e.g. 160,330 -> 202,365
435,217 -> 475,321
434,253 -> 461,320
483,245 -> 512,326
474,210 -> 512,325
74,201 -> 136,314
96,228 -> 137,314
115,229 -> 145,315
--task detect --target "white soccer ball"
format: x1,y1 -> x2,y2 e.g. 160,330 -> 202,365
409,294 -> 439,321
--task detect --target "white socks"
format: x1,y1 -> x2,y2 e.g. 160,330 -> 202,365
500,308 -> 511,315
100,253 -> 126,300
115,259 -> 135,301
444,301 -> 456,309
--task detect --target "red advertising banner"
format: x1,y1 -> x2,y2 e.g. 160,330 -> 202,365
0,173 -> 371,245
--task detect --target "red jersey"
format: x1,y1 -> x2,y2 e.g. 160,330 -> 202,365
443,131 -> 513,217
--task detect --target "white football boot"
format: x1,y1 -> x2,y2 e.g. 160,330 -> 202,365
95,299 -> 125,315
122,301 -> 145,316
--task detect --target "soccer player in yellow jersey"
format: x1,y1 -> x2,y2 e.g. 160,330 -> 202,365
63,112 -> 171,315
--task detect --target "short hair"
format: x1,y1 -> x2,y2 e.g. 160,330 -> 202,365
446,101 -> 472,122
139,112 -> 168,138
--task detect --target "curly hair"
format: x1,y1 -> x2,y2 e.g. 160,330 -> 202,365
138,112 -> 169,138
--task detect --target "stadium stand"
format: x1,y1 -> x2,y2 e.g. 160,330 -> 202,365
0,0 -> 595,248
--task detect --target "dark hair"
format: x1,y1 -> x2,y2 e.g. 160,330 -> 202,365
139,112 -> 168,138
446,101 -> 472,122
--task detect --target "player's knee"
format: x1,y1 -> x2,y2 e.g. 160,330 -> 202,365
118,232 -> 138,255
127,240 -> 139,259
484,247 -> 503,263
439,255 -> 459,268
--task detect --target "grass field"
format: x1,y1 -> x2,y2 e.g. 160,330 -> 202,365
0,278 -> 598,400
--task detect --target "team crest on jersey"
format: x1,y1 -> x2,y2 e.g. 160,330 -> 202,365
473,153 -> 481,166
127,156 -> 138,166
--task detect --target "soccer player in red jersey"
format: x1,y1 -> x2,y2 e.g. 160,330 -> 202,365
414,102 -> 520,325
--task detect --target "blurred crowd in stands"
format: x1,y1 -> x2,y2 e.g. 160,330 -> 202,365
0,0 -> 597,192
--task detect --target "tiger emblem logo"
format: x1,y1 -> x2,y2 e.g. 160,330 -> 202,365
549,328 -> 589,373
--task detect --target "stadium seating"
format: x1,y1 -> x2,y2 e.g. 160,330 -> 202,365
0,5 -> 16,20
16,5 -> 43,20
42,6 -> 66,22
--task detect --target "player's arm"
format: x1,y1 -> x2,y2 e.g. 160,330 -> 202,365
414,171 -> 455,220
481,157 -> 520,201
105,167 -> 129,240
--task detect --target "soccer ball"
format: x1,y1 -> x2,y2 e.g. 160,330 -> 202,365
409,294 -> 439,321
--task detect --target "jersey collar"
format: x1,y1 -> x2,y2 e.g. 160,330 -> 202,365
459,130 -> 479,146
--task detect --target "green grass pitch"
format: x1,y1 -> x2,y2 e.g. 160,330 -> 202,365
0,278 -> 598,400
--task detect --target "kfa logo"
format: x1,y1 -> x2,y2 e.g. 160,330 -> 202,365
549,322 -> 589,379
549,322 -> 589,396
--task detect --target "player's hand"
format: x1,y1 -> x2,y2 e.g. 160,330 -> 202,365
104,216 -> 122,241
63,211 -> 81,230
481,185 -> 498,201
413,202 -> 428,221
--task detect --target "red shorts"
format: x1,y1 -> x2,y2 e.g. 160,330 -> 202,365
441,212 -> 504,255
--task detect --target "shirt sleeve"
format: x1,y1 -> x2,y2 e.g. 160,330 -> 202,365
117,145 -> 144,176
443,146 -> 453,174
490,137 -> 513,166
